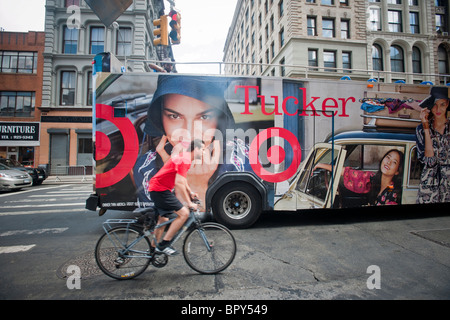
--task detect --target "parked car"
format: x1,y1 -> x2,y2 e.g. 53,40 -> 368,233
275,130 -> 420,210
0,158 -> 47,185
0,163 -> 33,191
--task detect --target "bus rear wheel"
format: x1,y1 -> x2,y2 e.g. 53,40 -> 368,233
212,182 -> 261,229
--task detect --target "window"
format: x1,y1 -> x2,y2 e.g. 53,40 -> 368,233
390,45 -> 404,73
0,91 -> 35,117
387,0 -> 401,4
60,71 -> 76,106
63,26 -> 78,54
78,138 -> 93,154
280,57 -> 285,76
307,17 -> 317,36
436,14 -> 447,33
369,8 -> 381,31
388,10 -> 402,32
90,27 -> 104,54
372,44 -> 383,71
322,19 -> 335,38
409,0 -> 418,5
279,28 -> 285,47
412,46 -> 422,74
341,20 -> 350,39
324,50 -> 336,72
116,27 -> 132,56
408,146 -> 422,187
296,146 -> 340,202
410,12 -> 420,34
87,71 -> 92,106
308,49 -> 318,70
438,46 -> 449,75
279,0 -> 284,17
65,0 -> 80,6
342,52 -> 352,72
0,51 -> 38,74
322,0 -> 334,5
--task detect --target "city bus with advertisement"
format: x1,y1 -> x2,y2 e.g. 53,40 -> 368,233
85,53 -> 450,228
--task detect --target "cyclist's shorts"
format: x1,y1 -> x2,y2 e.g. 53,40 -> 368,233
150,190 -> 183,214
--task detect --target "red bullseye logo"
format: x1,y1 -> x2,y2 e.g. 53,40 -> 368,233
249,127 -> 301,183
95,104 -> 139,188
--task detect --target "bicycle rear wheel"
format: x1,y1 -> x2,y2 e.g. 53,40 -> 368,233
183,223 -> 236,274
95,226 -> 152,280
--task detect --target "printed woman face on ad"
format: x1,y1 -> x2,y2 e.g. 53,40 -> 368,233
380,150 -> 401,178
162,93 -> 220,149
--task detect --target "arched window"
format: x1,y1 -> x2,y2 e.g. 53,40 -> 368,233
412,46 -> 422,74
438,45 -> 449,75
390,45 -> 404,73
372,44 -> 383,71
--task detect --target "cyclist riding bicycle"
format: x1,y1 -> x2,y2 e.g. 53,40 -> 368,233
148,139 -> 204,255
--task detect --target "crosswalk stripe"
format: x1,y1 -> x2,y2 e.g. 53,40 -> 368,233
0,245 -> 36,254
0,208 -> 85,216
0,228 -> 68,237
0,185 -> 70,198
1,202 -> 85,209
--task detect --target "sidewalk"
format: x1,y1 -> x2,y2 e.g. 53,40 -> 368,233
43,175 -> 93,184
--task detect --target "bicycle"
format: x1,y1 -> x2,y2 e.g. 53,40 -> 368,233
94,204 -> 237,280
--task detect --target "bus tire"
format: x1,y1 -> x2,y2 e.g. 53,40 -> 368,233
212,182 -> 262,229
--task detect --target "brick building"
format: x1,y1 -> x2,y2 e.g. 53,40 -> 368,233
0,31 -> 45,166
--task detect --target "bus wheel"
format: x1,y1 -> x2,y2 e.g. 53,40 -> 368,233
212,182 -> 262,229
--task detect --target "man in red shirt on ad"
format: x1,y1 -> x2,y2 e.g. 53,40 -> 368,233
148,139 -> 204,255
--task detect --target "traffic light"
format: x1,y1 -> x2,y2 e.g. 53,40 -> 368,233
169,10 -> 181,45
153,15 -> 169,46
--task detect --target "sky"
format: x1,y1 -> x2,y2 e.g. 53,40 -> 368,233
0,0 -> 238,74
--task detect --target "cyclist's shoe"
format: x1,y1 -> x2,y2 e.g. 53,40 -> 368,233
156,242 -> 179,256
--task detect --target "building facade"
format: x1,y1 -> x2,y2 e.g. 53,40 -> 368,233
41,0 -> 165,174
223,0 -> 450,84
0,31 -> 45,166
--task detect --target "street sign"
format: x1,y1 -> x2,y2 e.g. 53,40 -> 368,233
85,0 -> 133,27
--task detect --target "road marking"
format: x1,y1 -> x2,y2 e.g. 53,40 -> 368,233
28,194 -> 90,198
5,197 -> 87,203
1,202 -> 85,209
46,191 -> 91,194
0,245 -> 36,254
0,208 -> 85,216
0,228 -> 68,237
0,185 -> 71,198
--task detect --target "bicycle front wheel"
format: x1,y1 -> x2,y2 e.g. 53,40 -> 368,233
183,223 -> 236,274
95,226 -> 152,280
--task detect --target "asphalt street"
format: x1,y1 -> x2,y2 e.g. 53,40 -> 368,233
0,177 -> 449,304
